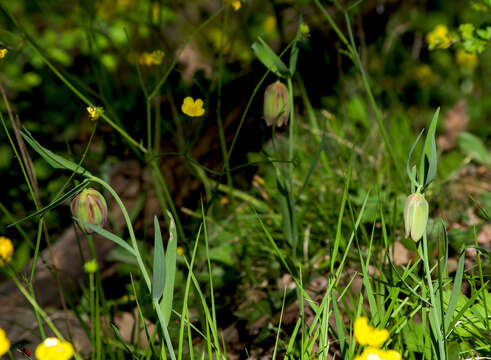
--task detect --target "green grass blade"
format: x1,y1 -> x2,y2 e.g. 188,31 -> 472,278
22,129 -> 90,175
161,211 -> 177,325
9,179 -> 89,227
152,216 -> 166,301
74,217 -> 136,256
444,250 -> 465,332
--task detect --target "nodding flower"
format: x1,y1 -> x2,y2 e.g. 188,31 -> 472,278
71,188 -> 108,234
403,193 -> 429,242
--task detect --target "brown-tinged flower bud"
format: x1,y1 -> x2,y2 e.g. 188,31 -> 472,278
403,193 -> 429,242
71,188 -> 108,233
263,81 -> 289,127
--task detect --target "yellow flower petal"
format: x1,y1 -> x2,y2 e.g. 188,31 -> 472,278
0,49 -> 7,59
182,97 -> 205,117
0,328 -> 10,357
231,0 -> 241,11
35,338 -> 74,360
354,316 -> 389,348
0,236 -> 14,265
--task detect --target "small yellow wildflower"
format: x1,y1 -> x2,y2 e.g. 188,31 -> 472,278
426,24 -> 452,50
0,328 -> 10,357
138,50 -> 165,66
86,106 -> 104,121
231,0 -> 242,11
263,15 -> 277,32
35,338 -> 74,360
177,246 -> 185,256
0,236 -> 14,265
354,317 -> 389,348
0,49 -> 7,59
355,347 -> 401,360
300,23 -> 310,36
181,97 -> 205,117
456,48 -> 478,70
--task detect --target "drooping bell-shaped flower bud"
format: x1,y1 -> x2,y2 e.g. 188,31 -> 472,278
263,81 -> 289,127
403,193 -> 429,242
71,188 -> 108,233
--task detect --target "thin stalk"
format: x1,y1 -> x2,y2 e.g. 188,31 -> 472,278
89,176 -> 152,292
216,7 -> 233,189
344,13 -> 401,177
10,275 -> 84,360
420,233 -> 446,359
148,6 -> 226,100
28,220 -> 46,338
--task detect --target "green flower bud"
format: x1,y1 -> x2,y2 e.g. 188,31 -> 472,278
71,188 -> 108,233
403,193 -> 429,242
84,259 -> 98,274
263,81 -> 289,127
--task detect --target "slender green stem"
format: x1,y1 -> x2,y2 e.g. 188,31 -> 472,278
216,7 -> 233,189
150,162 -> 185,241
89,176 -> 152,292
420,233 -> 446,359
10,274 -> 84,360
28,220 -> 46,338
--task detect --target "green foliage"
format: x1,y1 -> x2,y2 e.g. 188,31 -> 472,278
0,0 -> 489,359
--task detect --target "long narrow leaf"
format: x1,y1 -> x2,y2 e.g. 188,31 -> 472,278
22,129 -> 90,176
9,180 -> 89,227
152,216 -> 166,300
419,108 -> 439,188
74,217 -> 136,256
160,210 -> 177,326
251,37 -> 290,78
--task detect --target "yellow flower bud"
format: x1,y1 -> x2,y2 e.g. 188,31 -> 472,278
403,193 -> 429,242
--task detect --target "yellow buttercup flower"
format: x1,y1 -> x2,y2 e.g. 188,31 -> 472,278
300,23 -> 310,36
0,49 -> 7,59
354,317 -> 389,348
86,106 -> 104,121
181,97 -> 205,117
0,236 -> 14,265
35,338 -> 74,360
0,328 -> 10,357
456,49 -> 478,69
231,0 -> 242,11
426,24 -> 452,50
177,246 -> 185,256
355,347 -> 401,360
138,50 -> 165,66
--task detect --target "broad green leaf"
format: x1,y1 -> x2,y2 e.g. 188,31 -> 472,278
9,179 -> 89,227
458,132 -> 491,165
22,129 -> 90,176
419,108 -> 439,189
251,37 -> 290,78
74,217 -> 136,256
160,211 -> 177,325
152,216 -> 166,300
